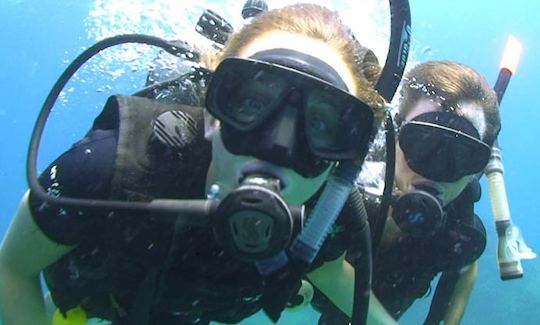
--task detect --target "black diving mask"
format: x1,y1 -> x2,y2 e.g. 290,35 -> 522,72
206,49 -> 375,177
399,111 -> 491,182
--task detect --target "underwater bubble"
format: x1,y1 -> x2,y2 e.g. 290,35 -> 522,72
108,69 -> 125,79
422,45 -> 432,55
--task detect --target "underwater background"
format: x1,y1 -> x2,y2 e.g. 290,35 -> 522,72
1,0 -> 539,324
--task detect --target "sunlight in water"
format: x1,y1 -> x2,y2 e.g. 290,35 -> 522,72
84,0 -> 391,73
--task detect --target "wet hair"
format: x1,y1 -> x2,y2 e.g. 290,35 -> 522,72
204,3 -> 385,119
398,61 -> 500,146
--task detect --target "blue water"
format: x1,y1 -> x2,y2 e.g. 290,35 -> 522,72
1,0 -> 540,324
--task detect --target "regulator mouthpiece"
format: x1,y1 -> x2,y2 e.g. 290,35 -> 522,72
212,175 -> 303,262
392,189 -> 444,237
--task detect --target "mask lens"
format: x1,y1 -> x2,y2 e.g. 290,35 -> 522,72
305,91 -> 341,150
304,90 -> 373,159
207,59 -> 289,131
227,70 -> 287,125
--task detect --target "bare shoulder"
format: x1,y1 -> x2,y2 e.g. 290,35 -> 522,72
0,191 -> 74,276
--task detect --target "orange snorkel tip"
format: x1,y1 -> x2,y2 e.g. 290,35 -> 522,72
494,35 -> 523,103
499,35 -> 523,75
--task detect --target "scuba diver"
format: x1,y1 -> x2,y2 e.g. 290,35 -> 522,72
310,60 -> 501,325
0,3 -> 404,325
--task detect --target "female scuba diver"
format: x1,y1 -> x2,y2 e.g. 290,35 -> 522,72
309,60 -> 501,325
0,4 -> 390,325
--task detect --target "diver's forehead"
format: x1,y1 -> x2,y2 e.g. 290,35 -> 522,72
237,31 -> 357,94
405,98 -> 487,138
405,98 -> 440,120
457,101 -> 487,138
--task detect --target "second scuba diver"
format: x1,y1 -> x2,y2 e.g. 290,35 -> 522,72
310,60 -> 501,324
0,4 -> 393,325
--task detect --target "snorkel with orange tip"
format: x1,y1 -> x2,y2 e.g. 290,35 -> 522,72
486,35 -> 536,280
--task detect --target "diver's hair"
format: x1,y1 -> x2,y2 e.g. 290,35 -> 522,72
203,3 -> 385,118
398,61 -> 500,146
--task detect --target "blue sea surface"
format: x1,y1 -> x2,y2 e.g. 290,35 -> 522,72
1,0 -> 539,324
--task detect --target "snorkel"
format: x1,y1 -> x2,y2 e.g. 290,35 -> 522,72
485,35 -> 536,280
26,1 -> 410,324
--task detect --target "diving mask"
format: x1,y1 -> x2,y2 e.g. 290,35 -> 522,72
399,111 -> 491,182
206,49 -> 375,177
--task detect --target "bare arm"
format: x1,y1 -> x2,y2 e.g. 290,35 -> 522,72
0,192 -> 74,325
307,254 -> 399,325
442,262 -> 478,325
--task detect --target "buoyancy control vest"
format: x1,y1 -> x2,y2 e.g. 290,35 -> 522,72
370,180 -> 487,319
311,180 -> 487,324
45,94 -> 270,324
92,95 -> 210,201
45,91 -> 365,324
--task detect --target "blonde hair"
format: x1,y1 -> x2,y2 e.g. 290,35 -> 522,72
203,3 -> 386,119
399,61 -> 500,146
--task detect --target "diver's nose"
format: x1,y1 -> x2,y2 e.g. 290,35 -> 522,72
270,104 -> 298,157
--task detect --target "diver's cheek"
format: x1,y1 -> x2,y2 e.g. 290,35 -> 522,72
205,161 -> 236,199
280,167 -> 332,205
205,132 -> 250,199
394,143 -> 415,192
439,176 -> 472,206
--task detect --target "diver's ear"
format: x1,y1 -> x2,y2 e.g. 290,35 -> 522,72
204,110 -> 220,140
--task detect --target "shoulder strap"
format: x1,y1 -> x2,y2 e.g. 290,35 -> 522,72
92,95 -> 210,201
